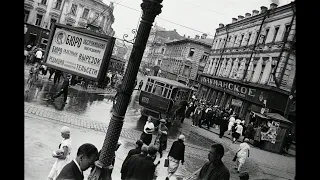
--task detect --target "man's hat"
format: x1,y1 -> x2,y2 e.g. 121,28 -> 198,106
159,119 -> 166,123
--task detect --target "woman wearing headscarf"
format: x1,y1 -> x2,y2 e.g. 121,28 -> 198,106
166,135 -> 185,180
235,138 -> 250,173
48,126 -> 72,180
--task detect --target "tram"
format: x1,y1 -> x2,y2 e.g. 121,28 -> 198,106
138,76 -> 192,124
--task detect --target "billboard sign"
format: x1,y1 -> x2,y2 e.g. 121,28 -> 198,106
43,23 -> 115,81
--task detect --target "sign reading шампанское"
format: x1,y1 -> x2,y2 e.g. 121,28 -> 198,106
45,25 -> 114,81
199,75 -> 269,106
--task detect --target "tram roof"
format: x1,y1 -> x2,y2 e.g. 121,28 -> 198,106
146,76 -> 191,89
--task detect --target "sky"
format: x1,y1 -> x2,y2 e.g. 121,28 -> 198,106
102,0 -> 292,40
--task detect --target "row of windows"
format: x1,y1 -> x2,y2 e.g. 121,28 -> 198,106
24,9 -> 57,29
213,24 -> 291,50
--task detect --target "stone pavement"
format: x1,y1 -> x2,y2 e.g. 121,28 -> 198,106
180,119 -> 296,180
25,101 -> 296,180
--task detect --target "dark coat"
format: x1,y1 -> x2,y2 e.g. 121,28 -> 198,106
56,160 -> 83,180
124,155 -> 156,180
168,140 -> 185,163
197,161 -> 230,180
121,147 -> 142,179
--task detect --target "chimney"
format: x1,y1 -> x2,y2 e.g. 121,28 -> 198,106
195,35 -> 200,39
188,36 -> 190,38
219,23 -> 224,28
201,33 -> 207,39
232,18 -> 237,23
173,29 -> 176,32
183,34 -> 186,37
270,3 -> 278,9
245,13 -> 251,18
238,15 -> 244,21
252,10 -> 259,16
260,6 -> 268,13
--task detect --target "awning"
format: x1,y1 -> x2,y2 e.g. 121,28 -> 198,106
251,111 -> 270,119
264,113 -> 292,124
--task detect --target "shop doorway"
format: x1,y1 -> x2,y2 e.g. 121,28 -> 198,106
28,33 -> 37,46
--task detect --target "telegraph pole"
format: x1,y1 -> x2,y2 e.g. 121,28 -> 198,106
88,0 -> 163,180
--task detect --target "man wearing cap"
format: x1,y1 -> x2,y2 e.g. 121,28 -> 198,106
48,126 -> 72,180
155,119 -> 168,158
140,116 -> 155,146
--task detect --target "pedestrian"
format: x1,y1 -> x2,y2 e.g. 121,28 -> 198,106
50,74 -> 71,104
165,134 -> 185,180
200,104 -> 207,126
219,111 -> 229,138
123,140 -> 144,165
200,106 -> 213,129
123,145 -> 158,180
56,143 -> 98,180
243,122 -> 254,142
239,172 -> 249,180
48,126 -> 72,180
154,118 -> 168,158
54,70 -> 62,84
234,138 -> 250,173
120,140 -> 144,179
233,122 -> 244,143
197,143 -> 230,180
138,80 -> 143,90
48,68 -> 55,81
177,100 -> 188,123
35,48 -> 43,64
192,105 -> 202,127
227,114 -> 236,135
186,102 -> 195,118
140,116 -> 155,145
253,125 -> 262,147
283,131 -> 293,153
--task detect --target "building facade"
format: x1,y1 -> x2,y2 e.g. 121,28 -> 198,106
160,35 -> 212,86
142,25 -> 183,68
24,0 -> 115,48
198,2 -> 296,125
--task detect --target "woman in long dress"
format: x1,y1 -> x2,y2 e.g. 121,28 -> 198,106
48,126 -> 72,180
235,138 -> 250,173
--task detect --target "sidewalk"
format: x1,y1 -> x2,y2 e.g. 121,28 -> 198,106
25,113 -> 191,180
180,118 -> 296,180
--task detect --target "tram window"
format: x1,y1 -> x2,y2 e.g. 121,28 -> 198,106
153,85 -> 163,95
163,88 -> 169,98
146,82 -> 153,92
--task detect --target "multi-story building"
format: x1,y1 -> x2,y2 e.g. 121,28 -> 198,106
160,34 -> 213,86
24,0 -> 115,48
198,2 -> 296,125
142,25 -> 183,67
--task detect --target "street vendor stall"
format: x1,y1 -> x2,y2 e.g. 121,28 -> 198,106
251,111 -> 292,154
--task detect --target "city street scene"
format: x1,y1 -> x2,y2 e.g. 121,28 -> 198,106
24,0 -> 295,180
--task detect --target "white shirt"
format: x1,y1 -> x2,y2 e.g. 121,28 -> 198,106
73,159 -> 83,174
235,124 -> 243,134
36,50 -> 43,58
229,116 -> 236,123
144,121 -> 155,134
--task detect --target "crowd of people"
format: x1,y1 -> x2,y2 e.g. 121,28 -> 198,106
184,98 -> 255,145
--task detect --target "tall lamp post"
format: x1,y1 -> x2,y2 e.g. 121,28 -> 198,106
88,0 -> 163,180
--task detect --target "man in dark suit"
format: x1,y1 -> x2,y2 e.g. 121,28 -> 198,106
122,140 -> 143,166
124,145 -> 158,180
56,143 -> 98,180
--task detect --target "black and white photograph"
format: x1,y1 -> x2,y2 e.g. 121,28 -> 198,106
24,0 -> 296,179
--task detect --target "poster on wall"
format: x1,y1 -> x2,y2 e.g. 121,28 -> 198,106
261,121 -> 280,144
43,23 -> 115,82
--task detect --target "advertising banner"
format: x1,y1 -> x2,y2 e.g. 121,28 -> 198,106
44,24 -> 115,81
261,121 -> 280,144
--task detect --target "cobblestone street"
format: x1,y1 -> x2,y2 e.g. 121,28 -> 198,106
25,101 -> 295,180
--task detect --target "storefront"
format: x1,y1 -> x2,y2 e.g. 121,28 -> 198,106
197,73 -> 290,125
24,23 -> 50,49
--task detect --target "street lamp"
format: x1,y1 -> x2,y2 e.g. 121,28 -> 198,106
87,0 -> 163,180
